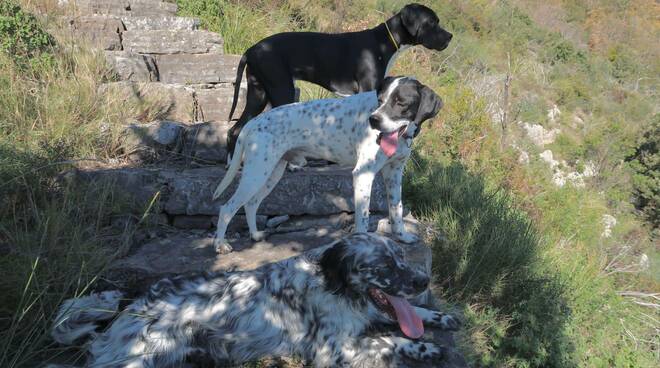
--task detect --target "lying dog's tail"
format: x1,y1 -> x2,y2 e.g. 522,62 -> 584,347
227,53 -> 248,121
51,290 -> 123,345
213,134 -> 244,200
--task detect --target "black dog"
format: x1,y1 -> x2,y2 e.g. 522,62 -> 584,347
226,3 -> 453,159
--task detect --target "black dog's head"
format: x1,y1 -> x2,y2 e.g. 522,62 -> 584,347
320,233 -> 430,338
369,76 -> 442,145
398,3 -> 453,51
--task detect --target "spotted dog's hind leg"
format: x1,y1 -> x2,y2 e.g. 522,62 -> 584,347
214,148 -> 281,253
244,159 -> 287,241
351,336 -> 444,367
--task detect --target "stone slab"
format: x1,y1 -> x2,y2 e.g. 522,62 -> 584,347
181,121 -> 231,163
104,51 -> 158,81
122,30 -> 223,54
156,54 -> 239,84
194,84 -> 246,122
68,15 -> 124,50
75,165 -> 388,217
70,0 -> 177,17
121,16 -> 200,31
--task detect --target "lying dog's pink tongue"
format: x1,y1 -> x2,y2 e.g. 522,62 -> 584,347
379,131 -> 399,157
385,293 -> 424,339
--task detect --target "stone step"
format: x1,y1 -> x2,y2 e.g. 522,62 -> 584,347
98,82 -> 246,123
122,30 -> 223,54
67,0 -> 177,17
156,54 -> 240,84
107,216 -> 425,291
122,120 -> 230,163
72,164 -> 387,218
104,51 -> 158,82
121,16 -> 200,31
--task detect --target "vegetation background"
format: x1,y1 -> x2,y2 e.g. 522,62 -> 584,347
0,0 -> 657,367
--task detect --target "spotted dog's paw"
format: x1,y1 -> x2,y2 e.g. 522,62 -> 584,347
251,231 -> 267,242
395,231 -> 419,244
213,238 -> 233,254
429,312 -> 461,331
401,342 -> 444,362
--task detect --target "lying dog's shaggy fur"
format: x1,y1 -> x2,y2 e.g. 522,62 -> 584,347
52,233 -> 459,367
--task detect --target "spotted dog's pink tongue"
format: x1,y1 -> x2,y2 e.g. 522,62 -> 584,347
384,293 -> 424,339
379,131 -> 399,157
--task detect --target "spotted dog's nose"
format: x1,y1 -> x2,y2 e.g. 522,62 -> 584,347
369,114 -> 382,129
412,274 -> 430,292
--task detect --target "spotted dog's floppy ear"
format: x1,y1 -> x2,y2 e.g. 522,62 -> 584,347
412,83 -> 442,137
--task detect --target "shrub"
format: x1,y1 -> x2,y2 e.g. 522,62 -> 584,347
627,115 -> 659,227
0,0 -> 54,67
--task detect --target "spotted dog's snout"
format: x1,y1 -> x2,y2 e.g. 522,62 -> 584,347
369,114 -> 382,129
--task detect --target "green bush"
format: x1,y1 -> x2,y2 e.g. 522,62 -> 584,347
404,158 -> 575,367
0,0 -> 54,67
627,115 -> 659,227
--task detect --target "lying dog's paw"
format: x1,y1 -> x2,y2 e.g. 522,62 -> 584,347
400,342 -> 444,362
214,239 -> 233,254
429,312 -> 461,331
395,231 -> 419,244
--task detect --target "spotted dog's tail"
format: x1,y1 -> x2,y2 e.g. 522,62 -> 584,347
213,134 -> 244,200
51,290 -> 123,345
227,53 -> 248,121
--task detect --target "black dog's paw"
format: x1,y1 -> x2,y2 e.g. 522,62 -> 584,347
430,312 -> 461,331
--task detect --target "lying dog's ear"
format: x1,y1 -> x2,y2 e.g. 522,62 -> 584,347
320,240 -> 355,298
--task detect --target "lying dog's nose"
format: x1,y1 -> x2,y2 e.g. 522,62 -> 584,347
412,274 -> 429,292
369,115 -> 381,129
447,32 -> 453,40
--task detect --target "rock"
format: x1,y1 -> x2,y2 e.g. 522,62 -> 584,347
547,104 -> 561,122
172,214 -> 267,232
181,122 -> 230,163
68,15 -> 123,50
601,214 -> 617,238
156,54 -> 240,84
539,150 -> 560,169
98,82 -> 195,122
122,30 -> 223,54
518,150 -> 530,164
74,165 -> 388,217
72,0 -> 177,17
266,215 -> 290,228
121,16 -> 200,31
104,51 -> 158,81
194,84 -> 246,122
122,120 -> 184,160
519,121 -> 561,146
273,213 -> 353,233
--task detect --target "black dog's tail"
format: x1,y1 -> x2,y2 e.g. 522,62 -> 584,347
228,54 -> 248,121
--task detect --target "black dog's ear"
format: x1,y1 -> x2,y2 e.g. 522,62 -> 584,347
400,3 -> 424,38
414,83 -> 442,125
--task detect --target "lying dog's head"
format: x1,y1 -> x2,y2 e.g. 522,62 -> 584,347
369,77 -> 442,152
398,3 -> 453,51
320,233 -> 429,338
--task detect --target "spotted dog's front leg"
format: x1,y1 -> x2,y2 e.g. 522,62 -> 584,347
380,162 -> 418,243
352,336 -> 444,367
414,306 -> 461,331
352,166 -> 376,233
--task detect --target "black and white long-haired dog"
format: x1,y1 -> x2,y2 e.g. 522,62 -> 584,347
51,233 -> 459,367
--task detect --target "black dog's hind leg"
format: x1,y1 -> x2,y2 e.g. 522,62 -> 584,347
227,71 -> 269,161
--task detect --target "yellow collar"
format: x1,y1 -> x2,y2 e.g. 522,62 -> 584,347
384,22 -> 399,51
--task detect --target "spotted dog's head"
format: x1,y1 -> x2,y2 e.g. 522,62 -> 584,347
369,77 -> 442,156
320,233 -> 430,338
399,3 -> 453,51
